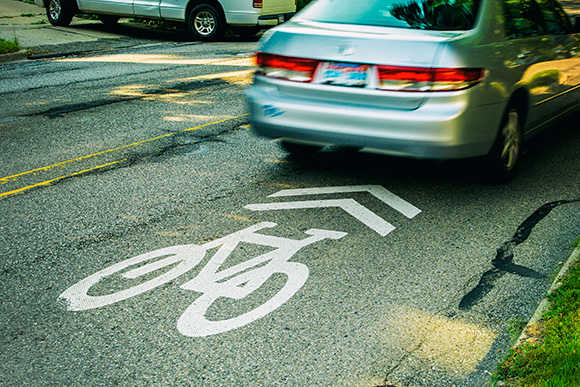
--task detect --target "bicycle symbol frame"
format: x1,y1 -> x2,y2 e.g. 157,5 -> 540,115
60,222 -> 347,337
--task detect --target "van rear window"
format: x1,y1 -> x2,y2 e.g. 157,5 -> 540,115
297,0 -> 480,30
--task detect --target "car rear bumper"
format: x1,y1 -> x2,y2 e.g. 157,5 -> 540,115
247,77 -> 503,160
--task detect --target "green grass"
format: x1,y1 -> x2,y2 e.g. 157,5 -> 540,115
506,318 -> 529,343
0,37 -> 21,54
128,18 -> 181,30
493,257 -> 580,386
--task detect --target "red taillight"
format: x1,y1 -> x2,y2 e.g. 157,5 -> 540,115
377,66 -> 485,92
254,54 -> 484,91
253,0 -> 263,8
255,53 -> 319,83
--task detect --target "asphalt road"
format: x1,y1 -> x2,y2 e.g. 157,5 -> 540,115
1,36 -> 580,387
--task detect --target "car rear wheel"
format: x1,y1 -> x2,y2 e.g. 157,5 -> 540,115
485,105 -> 522,183
46,0 -> 74,26
187,4 -> 225,41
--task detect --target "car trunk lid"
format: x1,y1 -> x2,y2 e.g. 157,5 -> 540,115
258,21 -> 459,110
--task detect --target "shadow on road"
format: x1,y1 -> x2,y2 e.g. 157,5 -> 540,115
69,19 -> 263,43
274,111 -> 580,186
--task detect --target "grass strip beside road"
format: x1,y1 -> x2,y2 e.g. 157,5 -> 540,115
492,242 -> 580,386
0,37 -> 20,54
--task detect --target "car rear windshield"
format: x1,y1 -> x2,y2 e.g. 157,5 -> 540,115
297,0 -> 480,30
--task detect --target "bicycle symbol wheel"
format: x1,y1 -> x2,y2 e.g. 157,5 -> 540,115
60,244 -> 206,311
178,261 -> 309,337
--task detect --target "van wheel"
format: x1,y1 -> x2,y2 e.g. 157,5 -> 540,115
484,105 -> 522,183
46,0 -> 74,26
187,4 -> 225,41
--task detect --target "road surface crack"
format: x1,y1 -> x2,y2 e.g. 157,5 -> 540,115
458,199 -> 580,310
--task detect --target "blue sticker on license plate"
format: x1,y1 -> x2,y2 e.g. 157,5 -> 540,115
320,62 -> 368,87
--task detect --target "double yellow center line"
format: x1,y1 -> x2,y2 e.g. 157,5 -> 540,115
0,114 -> 248,200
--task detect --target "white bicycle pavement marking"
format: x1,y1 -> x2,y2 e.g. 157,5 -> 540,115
60,222 -> 347,337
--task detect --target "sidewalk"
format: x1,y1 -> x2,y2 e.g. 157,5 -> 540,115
0,0 -> 185,62
0,0 -> 129,46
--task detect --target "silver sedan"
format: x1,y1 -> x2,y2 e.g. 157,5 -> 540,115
247,0 -> 580,181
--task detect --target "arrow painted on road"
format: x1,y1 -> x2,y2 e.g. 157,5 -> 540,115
244,185 -> 421,237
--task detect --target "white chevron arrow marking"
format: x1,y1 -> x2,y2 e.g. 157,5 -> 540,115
244,185 -> 421,237
246,199 -> 394,236
268,185 -> 421,219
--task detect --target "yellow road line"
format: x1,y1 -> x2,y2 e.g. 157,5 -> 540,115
0,160 -> 126,200
0,114 -> 249,185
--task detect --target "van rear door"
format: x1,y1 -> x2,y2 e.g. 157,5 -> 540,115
260,0 -> 296,16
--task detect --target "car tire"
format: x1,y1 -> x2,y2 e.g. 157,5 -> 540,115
98,14 -> 120,25
46,0 -> 75,26
484,105 -> 522,183
187,4 -> 225,41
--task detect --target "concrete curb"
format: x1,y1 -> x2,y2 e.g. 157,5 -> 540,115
514,243 -> 580,347
0,49 -> 28,64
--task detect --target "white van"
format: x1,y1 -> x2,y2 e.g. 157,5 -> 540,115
35,0 -> 296,40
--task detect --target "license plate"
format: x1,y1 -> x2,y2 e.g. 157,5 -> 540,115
320,62 -> 368,87
278,14 -> 285,23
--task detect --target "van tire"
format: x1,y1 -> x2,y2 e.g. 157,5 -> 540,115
187,4 -> 225,41
46,0 -> 75,26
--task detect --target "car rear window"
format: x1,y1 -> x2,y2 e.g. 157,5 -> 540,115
297,0 -> 480,30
